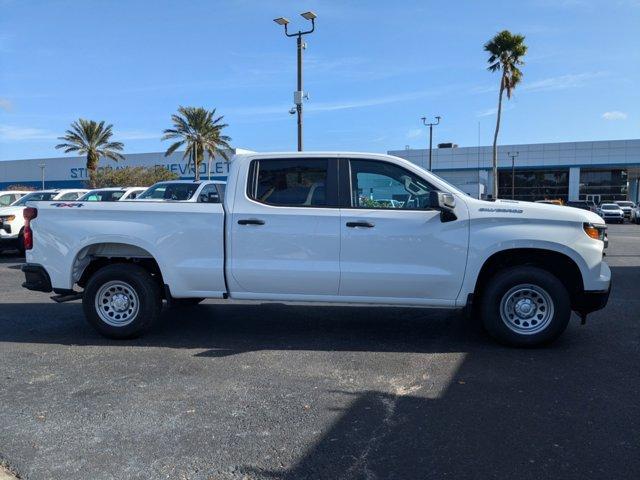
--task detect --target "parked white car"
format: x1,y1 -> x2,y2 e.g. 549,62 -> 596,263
0,189 -> 88,253
597,203 -> 625,224
632,204 -> 640,224
134,180 -> 224,202
614,201 -> 636,221
78,187 -> 147,202
0,190 -> 30,207
21,152 -> 610,347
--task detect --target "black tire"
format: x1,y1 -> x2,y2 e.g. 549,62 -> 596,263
16,228 -> 25,256
170,297 -> 205,307
82,264 -> 161,339
479,266 -> 571,347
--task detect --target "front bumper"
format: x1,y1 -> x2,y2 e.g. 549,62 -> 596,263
21,263 -> 53,293
573,284 -> 611,315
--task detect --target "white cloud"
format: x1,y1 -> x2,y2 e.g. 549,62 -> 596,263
0,124 -> 57,141
602,111 -> 628,120
406,128 -> 423,139
228,87 -> 451,119
477,107 -> 498,117
0,98 -> 12,111
476,104 -> 515,117
522,72 -> 607,92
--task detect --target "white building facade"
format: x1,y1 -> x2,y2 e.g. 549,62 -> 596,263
0,150 -> 249,190
2,140 -> 639,203
389,139 -> 640,203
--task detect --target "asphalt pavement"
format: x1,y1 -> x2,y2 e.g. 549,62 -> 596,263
1,224 -> 639,480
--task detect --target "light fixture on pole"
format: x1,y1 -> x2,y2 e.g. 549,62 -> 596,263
274,11 -> 317,151
420,116 -> 441,170
507,151 -> 519,199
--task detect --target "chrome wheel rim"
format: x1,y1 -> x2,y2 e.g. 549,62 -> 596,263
499,284 -> 554,335
95,280 -> 140,327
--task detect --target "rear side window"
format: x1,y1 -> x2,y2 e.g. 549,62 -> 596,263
248,159 -> 329,207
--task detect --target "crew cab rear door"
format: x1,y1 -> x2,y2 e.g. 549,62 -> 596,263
228,156 -> 341,298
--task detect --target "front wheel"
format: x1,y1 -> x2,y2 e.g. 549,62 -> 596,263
83,264 -> 161,339
16,228 -> 25,256
479,266 -> 571,347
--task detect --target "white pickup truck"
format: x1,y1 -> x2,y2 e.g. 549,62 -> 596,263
21,152 -> 611,346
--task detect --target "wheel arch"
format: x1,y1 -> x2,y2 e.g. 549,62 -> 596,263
473,247 -> 585,306
72,241 -> 166,292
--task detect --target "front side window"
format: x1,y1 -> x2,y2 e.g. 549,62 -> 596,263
79,190 -> 125,202
58,192 -> 82,200
349,160 -> 434,210
0,194 -> 15,206
138,183 -> 200,201
249,159 -> 328,207
198,184 -> 221,203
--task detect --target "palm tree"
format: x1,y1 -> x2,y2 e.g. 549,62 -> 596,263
55,119 -> 125,187
162,106 -> 232,181
484,30 -> 527,199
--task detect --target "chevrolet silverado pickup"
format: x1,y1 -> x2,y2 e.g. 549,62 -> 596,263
21,152 -> 611,346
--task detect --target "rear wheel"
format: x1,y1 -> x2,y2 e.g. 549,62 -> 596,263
83,264 -> 161,339
479,266 -> 571,347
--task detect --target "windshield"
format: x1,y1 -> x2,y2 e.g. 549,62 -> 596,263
616,202 -> 634,207
426,171 -> 469,197
601,204 -> 618,210
79,190 -> 125,202
138,182 -> 200,201
13,191 -> 57,206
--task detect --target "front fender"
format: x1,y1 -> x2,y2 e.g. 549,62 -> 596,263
456,220 -> 607,306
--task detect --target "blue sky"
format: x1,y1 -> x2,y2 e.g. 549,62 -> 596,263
0,0 -> 639,161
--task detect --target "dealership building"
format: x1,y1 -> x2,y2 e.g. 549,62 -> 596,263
389,138 -> 640,203
1,139 -> 639,203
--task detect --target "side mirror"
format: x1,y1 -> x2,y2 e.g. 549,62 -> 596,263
428,191 -> 457,222
429,190 -> 456,210
199,192 -> 220,203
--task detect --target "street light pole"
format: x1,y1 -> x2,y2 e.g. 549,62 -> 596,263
420,116 -> 441,170
274,12 -> 317,152
38,162 -> 46,190
507,151 -> 519,199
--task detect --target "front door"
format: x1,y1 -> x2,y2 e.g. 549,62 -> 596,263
339,158 -> 469,303
229,157 -> 341,297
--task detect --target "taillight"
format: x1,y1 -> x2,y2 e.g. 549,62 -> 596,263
23,207 -> 37,250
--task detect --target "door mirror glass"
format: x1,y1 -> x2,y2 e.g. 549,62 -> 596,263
429,191 -> 456,211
